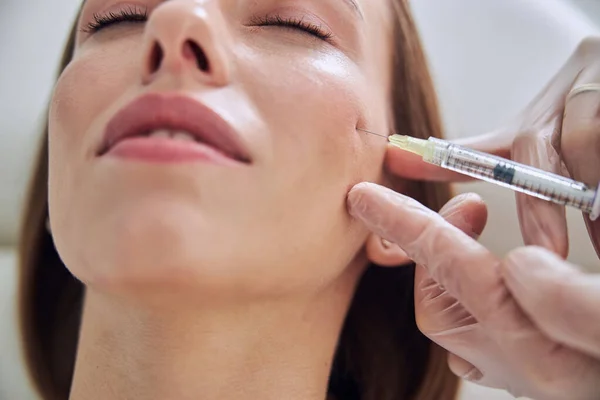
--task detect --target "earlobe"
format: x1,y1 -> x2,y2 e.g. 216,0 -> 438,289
365,233 -> 412,267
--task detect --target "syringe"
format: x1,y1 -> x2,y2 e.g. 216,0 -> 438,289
360,130 -> 600,221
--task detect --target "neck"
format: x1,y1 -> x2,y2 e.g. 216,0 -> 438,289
69,282 -> 355,400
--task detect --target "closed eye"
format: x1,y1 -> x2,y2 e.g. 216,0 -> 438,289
250,15 -> 334,42
81,7 -> 334,44
82,6 -> 148,33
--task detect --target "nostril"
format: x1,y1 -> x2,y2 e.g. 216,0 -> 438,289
149,42 -> 164,74
185,40 -> 210,73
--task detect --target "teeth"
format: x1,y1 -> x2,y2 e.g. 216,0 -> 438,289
145,130 -> 197,142
147,130 -> 171,139
172,131 -> 196,142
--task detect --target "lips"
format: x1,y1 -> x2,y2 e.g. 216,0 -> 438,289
99,94 -> 251,164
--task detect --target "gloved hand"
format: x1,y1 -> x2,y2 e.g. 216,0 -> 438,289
348,183 -> 600,400
385,37 -> 600,258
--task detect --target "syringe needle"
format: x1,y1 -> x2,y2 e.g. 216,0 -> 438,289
357,129 -> 427,156
356,128 -> 389,138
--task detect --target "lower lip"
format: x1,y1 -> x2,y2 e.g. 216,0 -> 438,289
104,137 -> 242,165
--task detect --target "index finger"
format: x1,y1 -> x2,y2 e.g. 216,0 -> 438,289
347,182 -> 511,326
562,79 -> 600,257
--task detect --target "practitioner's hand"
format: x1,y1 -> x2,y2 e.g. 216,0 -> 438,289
348,183 -> 600,400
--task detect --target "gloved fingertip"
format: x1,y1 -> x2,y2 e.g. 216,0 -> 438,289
461,367 -> 484,382
502,248 -> 542,294
349,181 -> 375,194
447,354 -> 484,382
348,182 -> 389,218
506,245 -> 550,265
503,246 -> 575,285
504,246 -> 539,268
439,192 -> 480,215
348,182 -> 415,220
347,183 -> 371,218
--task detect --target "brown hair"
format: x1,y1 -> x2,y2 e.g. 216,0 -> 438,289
18,1 -> 458,399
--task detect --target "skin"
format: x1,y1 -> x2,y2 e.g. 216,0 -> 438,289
47,0 -> 409,399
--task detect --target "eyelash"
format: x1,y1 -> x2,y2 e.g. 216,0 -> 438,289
83,7 -> 149,33
250,15 -> 333,42
83,8 -> 334,42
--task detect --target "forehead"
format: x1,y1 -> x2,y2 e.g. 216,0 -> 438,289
359,0 -> 395,89
347,0 -> 392,23
360,0 -> 393,23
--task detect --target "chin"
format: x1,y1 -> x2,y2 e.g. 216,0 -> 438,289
51,197 -> 346,302
55,201 -> 240,295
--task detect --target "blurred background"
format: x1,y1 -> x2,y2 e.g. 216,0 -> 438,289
1,0 -> 599,398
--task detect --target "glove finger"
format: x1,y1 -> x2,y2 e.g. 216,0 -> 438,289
415,194 -> 487,333
447,353 -> 483,382
503,246 -> 600,359
347,183 -> 521,331
437,192 -> 488,241
511,124 -> 569,257
561,78 -> 600,258
416,197 -> 510,391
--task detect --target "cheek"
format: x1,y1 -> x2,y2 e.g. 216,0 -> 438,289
234,48 -> 388,263
48,41 -> 141,220
49,42 -> 140,154
240,48 -> 388,183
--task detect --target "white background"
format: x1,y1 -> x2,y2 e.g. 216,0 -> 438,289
1,0 -> 600,399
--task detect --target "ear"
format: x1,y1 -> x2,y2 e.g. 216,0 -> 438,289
365,233 -> 412,267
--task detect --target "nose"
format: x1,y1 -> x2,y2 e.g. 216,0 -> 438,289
141,1 -> 231,87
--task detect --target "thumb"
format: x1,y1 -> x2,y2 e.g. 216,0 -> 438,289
501,246 -> 600,359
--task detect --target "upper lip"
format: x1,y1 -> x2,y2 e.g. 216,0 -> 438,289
99,93 -> 252,163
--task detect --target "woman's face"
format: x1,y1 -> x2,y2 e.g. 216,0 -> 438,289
48,0 -> 394,296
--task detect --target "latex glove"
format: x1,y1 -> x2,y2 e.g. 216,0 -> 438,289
348,183 -> 600,400
386,37 -> 600,258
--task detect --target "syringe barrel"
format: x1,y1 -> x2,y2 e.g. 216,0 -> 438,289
424,137 -> 596,213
